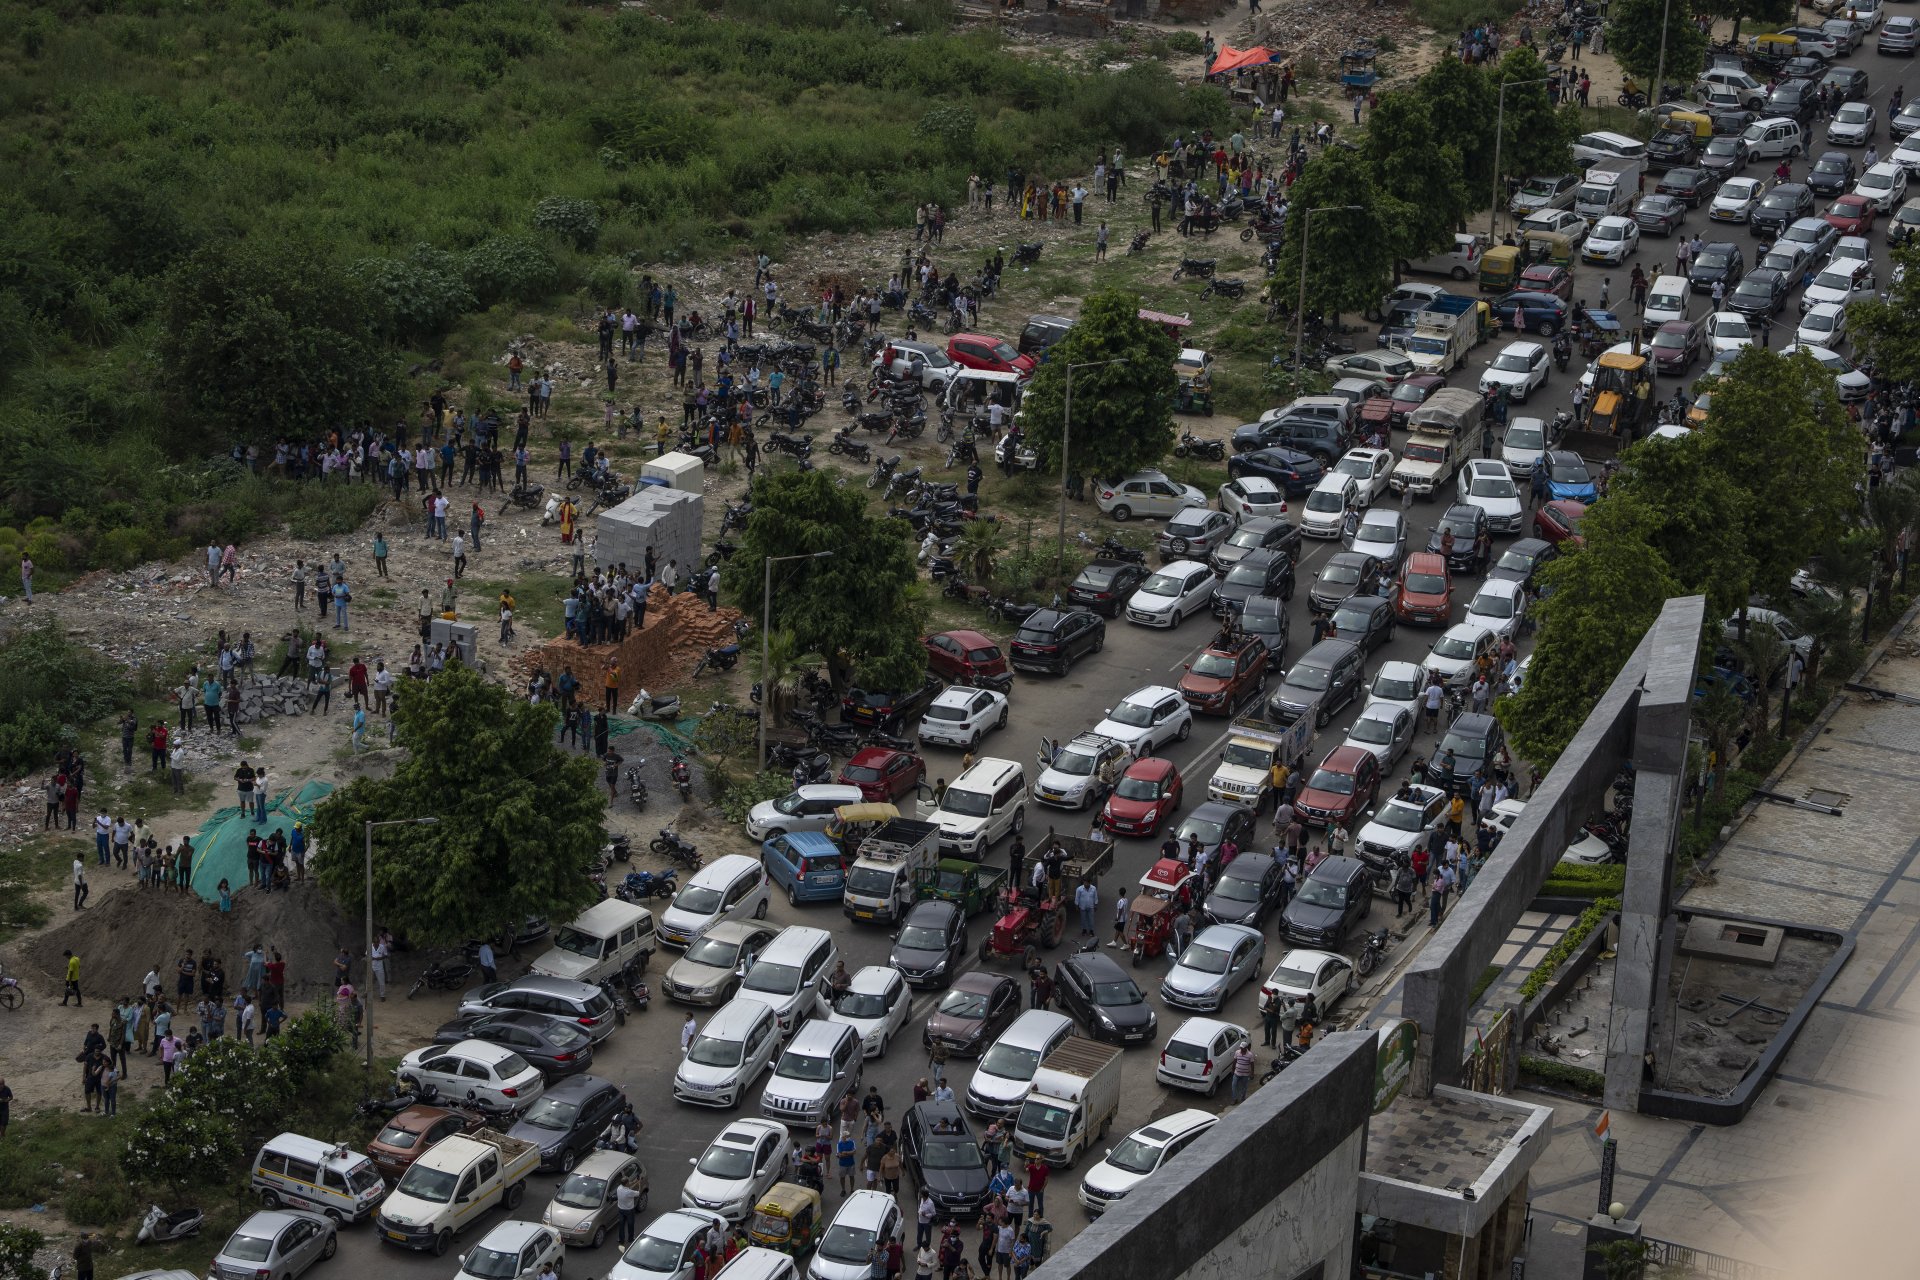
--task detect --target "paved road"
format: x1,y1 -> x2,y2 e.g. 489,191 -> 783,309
327,31 -> 1920,1280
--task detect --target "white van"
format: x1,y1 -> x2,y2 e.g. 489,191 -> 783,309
674,995 -> 782,1108
714,1249 -> 801,1280
740,926 -> 839,1032
659,855 -> 770,950
251,1132 -> 387,1222
1741,117 -> 1805,161
1300,473 -> 1358,540
964,1010 -> 1075,1119
923,757 -> 1026,858
1402,232 -> 1487,281
762,1019 -> 864,1129
532,899 -> 657,985
1572,130 -> 1647,165
1643,274 -> 1691,327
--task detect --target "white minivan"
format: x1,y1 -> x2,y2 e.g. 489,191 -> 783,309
740,926 -> 839,1033
659,855 -> 770,950
1642,274 -> 1691,327
964,1009 -> 1075,1119
807,1191 -> 905,1280
1573,130 -> 1647,165
673,995 -> 781,1109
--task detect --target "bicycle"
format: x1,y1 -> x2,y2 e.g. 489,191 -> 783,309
0,966 -> 22,1010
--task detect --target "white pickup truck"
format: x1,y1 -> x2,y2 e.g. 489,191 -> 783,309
1208,716 -> 1317,810
375,1129 -> 541,1257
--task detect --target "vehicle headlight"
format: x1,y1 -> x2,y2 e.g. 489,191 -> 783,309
929,957 -> 949,973
1096,1011 -> 1116,1028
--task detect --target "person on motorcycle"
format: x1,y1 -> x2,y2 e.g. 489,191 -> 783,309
1551,329 -> 1572,370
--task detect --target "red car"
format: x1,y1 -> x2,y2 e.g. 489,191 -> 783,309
1291,745 -> 1382,830
837,747 -> 926,803
1386,374 -> 1446,429
1392,552 -> 1454,627
1822,194 -> 1876,235
1533,499 -> 1587,547
923,629 -> 1013,691
946,333 -> 1036,377
1518,263 -> 1574,300
1101,757 -> 1183,837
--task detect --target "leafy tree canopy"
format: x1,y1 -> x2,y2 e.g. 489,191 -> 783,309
1849,243 -> 1920,387
1018,288 -> 1179,484
1415,57 -> 1497,192
1606,0 -> 1709,87
1491,47 -> 1583,184
1696,0 -> 1794,39
1607,430 -> 1754,619
1361,93 -> 1474,262
310,663 -> 604,948
1270,147 -> 1400,321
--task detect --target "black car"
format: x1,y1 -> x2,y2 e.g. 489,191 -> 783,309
1482,537 -> 1559,591
1820,65 -> 1870,103
430,1009 -> 596,1080
505,1074 -> 626,1173
1749,183 -> 1813,236
1646,127 -> 1698,168
1699,135 -> 1749,174
843,674 -> 945,729
1426,504 -> 1493,574
1728,267 -> 1790,320
1172,801 -> 1259,868
1424,712 -> 1507,789
1052,952 -> 1158,1045
1767,79 -> 1817,123
1237,594 -> 1290,657
1806,151 -> 1857,197
1231,416 -> 1352,466
1228,447 -> 1325,496
1203,852 -> 1285,928
1008,608 -> 1105,676
1210,515 -> 1302,574
901,1102 -> 990,1219
1279,856 -> 1373,949
1326,594 -> 1396,654
1634,194 -> 1688,236
1308,551 -> 1383,612
1214,548 -> 1295,615
1067,560 -> 1148,618
1656,166 -> 1720,207
1688,242 -> 1745,294
890,900 -> 968,989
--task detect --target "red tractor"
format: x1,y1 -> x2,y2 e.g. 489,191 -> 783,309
978,886 -> 1067,970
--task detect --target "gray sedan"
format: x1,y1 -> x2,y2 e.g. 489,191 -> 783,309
210,1210 -> 337,1280
1159,923 -> 1266,1013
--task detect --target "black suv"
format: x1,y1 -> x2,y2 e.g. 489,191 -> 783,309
1656,166 -> 1720,207
901,1102 -> 990,1219
1067,559 -> 1148,618
1728,267 -> 1790,320
1426,504 -> 1493,574
1749,183 -> 1813,237
506,1074 -> 626,1172
1238,593 -> 1291,657
1008,608 -> 1105,676
1215,548 -> 1296,615
1230,416 -> 1353,466
1425,712 -> 1507,789
1052,951 -> 1158,1045
1279,856 -> 1373,948
1308,551 -> 1384,613
1688,242 -> 1745,294
1646,127 -> 1698,168
843,674 -> 945,728
1267,638 -> 1365,727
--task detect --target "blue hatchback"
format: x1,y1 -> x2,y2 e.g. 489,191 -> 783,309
1491,290 -> 1570,336
760,831 -> 846,905
1227,447 -> 1325,497
1544,450 -> 1598,503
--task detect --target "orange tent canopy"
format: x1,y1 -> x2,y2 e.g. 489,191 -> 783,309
1209,45 -> 1276,75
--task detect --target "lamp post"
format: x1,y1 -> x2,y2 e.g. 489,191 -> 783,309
759,551 -> 834,769
1488,76 -> 1555,244
1056,358 -> 1128,573
1651,0 -> 1674,123
1294,205 -> 1363,372
364,816 -> 438,1071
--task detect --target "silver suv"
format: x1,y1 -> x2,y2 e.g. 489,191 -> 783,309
1155,507 -> 1234,561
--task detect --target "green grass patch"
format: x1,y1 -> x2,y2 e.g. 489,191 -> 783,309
1518,897 -> 1619,1002
0,837 -> 67,942
1541,863 -> 1627,900
1518,1054 -> 1605,1096
1470,963 -> 1504,1006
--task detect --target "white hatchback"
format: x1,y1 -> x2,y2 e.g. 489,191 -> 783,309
1705,310 -> 1756,354
1124,560 -> 1218,628
1154,1017 -> 1250,1095
825,965 -> 912,1059
1093,685 -> 1193,756
1581,216 -> 1640,265
457,1222 -> 564,1280
917,686 -> 1009,750
1300,473 -> 1359,540
1218,475 -> 1288,523
1258,948 -> 1355,1014
1366,661 -> 1427,722
1709,177 -> 1764,223
1424,623 -> 1497,688
1796,301 -> 1848,349
1332,447 -> 1395,508
1463,579 -> 1527,640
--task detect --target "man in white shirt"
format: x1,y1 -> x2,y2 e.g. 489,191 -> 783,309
370,937 -> 390,1000
615,1180 -> 641,1247
681,1013 -> 698,1053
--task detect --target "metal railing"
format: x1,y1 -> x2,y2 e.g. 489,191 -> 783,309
1642,1237 -> 1786,1280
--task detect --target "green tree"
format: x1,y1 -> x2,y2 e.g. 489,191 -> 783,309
1849,244 -> 1920,388
0,1225 -> 44,1280
1269,148 -> 1400,326
156,241 -> 402,451
1606,0 -> 1709,88
1697,0 -> 1794,39
1017,289 -> 1178,485
1415,57 -> 1497,192
1491,47 -> 1582,188
1361,92 -> 1473,263
1608,431 -> 1754,619
310,663 -> 604,948
718,468 -> 927,692
1498,495 -> 1683,767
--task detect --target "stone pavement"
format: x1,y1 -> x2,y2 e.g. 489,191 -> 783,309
1513,624 -> 1920,1272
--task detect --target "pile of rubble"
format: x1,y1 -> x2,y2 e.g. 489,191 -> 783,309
237,674 -> 328,721
511,587 -> 747,704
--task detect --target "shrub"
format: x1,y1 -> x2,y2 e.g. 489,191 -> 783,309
350,245 -> 478,341
1519,1054 -> 1605,1095
1540,864 -> 1627,899
716,770 -> 794,825
584,256 -> 636,308
0,622 -> 128,774
1165,31 -> 1205,54
533,196 -> 602,249
1518,897 -> 1619,1002
285,484 -> 382,540
461,235 -> 559,307
121,1094 -> 245,1190
268,1007 -> 351,1083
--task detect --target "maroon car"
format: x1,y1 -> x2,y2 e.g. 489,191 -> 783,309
1386,374 -> 1446,429
837,747 -> 926,803
1533,499 -> 1587,547
1648,321 -> 1703,375
1518,263 -> 1574,300
1291,744 -> 1382,830
923,629 -> 1013,692
921,970 -> 1020,1056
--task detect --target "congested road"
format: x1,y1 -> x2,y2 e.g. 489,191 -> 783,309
330,26 -> 1919,1280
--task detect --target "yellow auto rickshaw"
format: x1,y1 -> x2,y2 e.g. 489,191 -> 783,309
1660,109 -> 1713,143
748,1183 -> 823,1257
1520,231 -> 1574,268
1478,245 -> 1521,293
825,802 -> 900,858
1747,32 -> 1798,66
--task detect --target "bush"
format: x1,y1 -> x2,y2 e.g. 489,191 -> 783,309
533,196 -> 602,249
1518,897 -> 1619,1002
285,484 -> 382,540
350,245 -> 478,341
1519,1054 -> 1605,1095
268,1007 -> 352,1082
121,1094 -> 247,1190
1165,31 -> 1205,54
462,235 -> 560,307
1541,864 -> 1627,899
717,770 -> 795,825
0,623 -> 128,774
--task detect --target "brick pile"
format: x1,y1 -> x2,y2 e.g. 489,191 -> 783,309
510,585 -> 747,705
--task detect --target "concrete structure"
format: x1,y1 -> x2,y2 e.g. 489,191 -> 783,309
429,618 -> 479,665
595,486 -> 702,583
642,451 -> 706,494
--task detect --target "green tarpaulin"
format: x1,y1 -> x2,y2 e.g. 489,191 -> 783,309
187,780 -> 335,901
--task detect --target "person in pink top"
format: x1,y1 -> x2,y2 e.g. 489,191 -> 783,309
158,1032 -> 183,1084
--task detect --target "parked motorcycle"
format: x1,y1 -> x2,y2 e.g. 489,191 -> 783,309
596,977 -> 629,1028
352,1083 -> 429,1121
1013,242 -> 1043,265
625,757 -> 649,810
868,455 -> 902,490
507,483 -> 543,511
670,755 -> 694,803
1354,927 -> 1392,979
620,868 -> 679,900
720,499 -> 753,534
693,644 -> 741,677
1172,431 -> 1225,461
137,1205 -> 205,1246
1199,277 -> 1247,301
650,828 -> 702,870
1172,257 -> 1218,280
830,430 -> 872,463
406,956 -> 473,998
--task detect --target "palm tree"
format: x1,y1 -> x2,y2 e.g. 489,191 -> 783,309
1731,624 -> 1787,742
1692,682 -> 1748,801
955,519 -> 1013,586
1788,588 -> 1854,691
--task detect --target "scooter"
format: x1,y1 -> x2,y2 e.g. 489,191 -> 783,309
628,687 -> 682,720
137,1204 -> 205,1246
670,756 -> 694,803
541,494 -> 562,526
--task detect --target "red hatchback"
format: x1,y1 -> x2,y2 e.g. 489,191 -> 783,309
1518,263 -> 1574,301
947,333 -> 1036,377
837,747 -> 926,803
1101,757 -> 1184,838
1292,745 -> 1382,830
923,629 -> 1013,692
1533,499 -> 1587,547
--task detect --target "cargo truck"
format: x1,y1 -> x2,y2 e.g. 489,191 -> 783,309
1012,1036 -> 1123,1169
843,817 -> 941,924
1572,155 -> 1646,224
1397,294 -> 1494,376
1207,716 -> 1318,809
1388,388 -> 1486,497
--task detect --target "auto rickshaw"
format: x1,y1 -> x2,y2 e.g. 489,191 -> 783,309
825,802 -> 899,859
1173,347 -> 1216,416
1138,858 -> 1201,913
1575,307 -> 1625,358
1125,896 -> 1174,969
749,1183 -> 823,1258
1746,32 -> 1798,68
1477,245 -> 1522,293
1520,231 -> 1574,269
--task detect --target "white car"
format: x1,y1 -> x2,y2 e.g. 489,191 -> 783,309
1499,415 -> 1558,474
1159,923 -> 1266,1014
1346,506 -> 1409,574
1519,207 -> 1588,245
674,996 -> 781,1107
1709,177 -> 1765,223
1366,661 -> 1427,722
1079,1110 -> 1219,1215
1424,623 -> 1497,689
917,686 -> 1009,750
1581,216 -> 1641,265
1891,136 -> 1920,177
826,965 -> 912,1059
1853,162 -> 1910,213
1258,949 -> 1355,1015
1033,733 -> 1129,810
745,783 -> 865,840
1332,447 -> 1394,508
1779,343 -> 1873,400
1457,459 -> 1524,533
1353,784 -> 1447,859
1154,1018 -> 1249,1096
1850,0 -> 1882,30
1828,101 -> 1876,147
1218,476 -> 1288,523
811,1191 -> 906,1280
457,1221 -> 564,1280
1341,702 -> 1414,770
1463,579 -> 1528,640
1800,260 -> 1875,311
1796,301 -> 1848,349
1096,472 -> 1207,522
609,1210 -> 730,1280
1323,349 -> 1415,382
1093,685 -> 1193,757
1705,310 -> 1757,354
1299,473 -> 1359,540
1479,341 -> 1551,402
1123,560 -> 1217,628
396,1040 -> 546,1117
682,1119 -> 792,1223
1696,67 -> 1766,110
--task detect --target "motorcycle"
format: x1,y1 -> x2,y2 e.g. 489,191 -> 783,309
885,415 -> 926,444
884,466 -> 922,500
624,757 -> 649,810
619,868 -> 679,901
1081,533 -> 1146,564
1172,430 -> 1225,461
766,431 -> 814,457
1172,257 -> 1217,281
1199,277 -> 1247,301
1354,927 -> 1392,979
986,596 -> 1045,626
670,755 -> 694,803
626,975 -> 651,1012
507,483 -> 543,511
649,828 -> 703,870
137,1205 -> 205,1246
605,833 -> 632,863
596,977 -> 629,1028
353,1083 -> 429,1121
868,455 -> 901,490
720,499 -> 753,534
1127,229 -> 1152,254
1259,1043 -> 1306,1084
693,644 -> 741,676
830,430 -> 872,463
1013,242 -> 1043,265
628,687 -> 682,720
1552,334 -> 1572,373
406,956 -> 473,998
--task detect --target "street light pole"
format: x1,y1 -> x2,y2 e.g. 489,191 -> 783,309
1651,0 -> 1674,120
759,551 -> 834,769
1057,358 -> 1127,573
1489,77 -> 1554,245
1294,205 -> 1363,372
364,815 -> 438,1071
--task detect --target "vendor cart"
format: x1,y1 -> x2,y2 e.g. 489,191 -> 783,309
1125,897 -> 1175,968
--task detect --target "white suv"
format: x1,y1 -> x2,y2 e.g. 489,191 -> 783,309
924,757 -> 1026,857
1078,1109 -> 1219,1215
1092,686 -> 1193,756
396,1040 -> 546,1117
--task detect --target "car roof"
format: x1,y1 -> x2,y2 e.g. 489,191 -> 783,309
1305,855 -> 1367,880
1403,551 -> 1447,571
1122,756 -> 1176,779
716,1118 -> 788,1146
1228,474 -> 1281,491
232,1210 -> 314,1237
952,969 -> 1012,994
1168,1016 -> 1245,1044
475,1219 -> 552,1250
1449,712 -> 1500,735
436,1038 -> 521,1065
541,1072 -> 616,1101
1118,683 -> 1181,704
846,965 -> 900,996
904,898 -> 960,926
935,628 -> 995,647
1474,578 -> 1523,599
1465,458 -> 1507,475
1354,701 -> 1408,724
1153,558 -> 1209,576
907,1098 -> 972,1131
1064,950 -> 1126,981
1275,947 -> 1346,970
930,686 -> 990,710
787,1018 -> 859,1054
1316,744 -> 1375,773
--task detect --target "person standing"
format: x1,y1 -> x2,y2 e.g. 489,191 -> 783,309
617,1177 -> 641,1247
1110,887 -> 1130,948
19,553 -> 32,605
475,940 -> 497,984
1230,1041 -> 1255,1103
62,950 -> 82,1004
370,934 -> 390,1001
72,856 -> 88,911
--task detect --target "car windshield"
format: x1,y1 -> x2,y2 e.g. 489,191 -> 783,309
1115,773 -> 1163,800
1802,311 -> 1836,333
1707,138 -> 1738,154
1492,350 -> 1535,372
1373,802 -> 1430,833
937,788 -> 991,818
936,989 -> 988,1019
460,1245 -> 524,1280
550,927 -> 605,959
1434,634 -> 1481,660
1814,269 -> 1855,289
1813,158 -> 1846,175
1761,191 -> 1800,209
1374,668 -> 1419,701
1405,336 -> 1446,355
1105,1136 -> 1166,1176
744,961 -> 802,996
1331,605 -> 1375,633
1404,571 -> 1447,594
1050,746 -> 1098,777
696,1144 -> 754,1179
1782,223 -> 1820,243
921,1137 -> 983,1170
1222,564 -> 1270,590
1287,664 -> 1332,691
1349,716 -> 1395,745
1471,592 -> 1515,619
1322,562 -> 1362,585
775,1048 -> 834,1083
1106,700 -> 1155,728
626,1234 -> 690,1270
1652,329 -> 1690,348
395,1163 -> 458,1203
1550,460 -> 1589,484
898,924 -> 949,951
1470,476 -> 1516,497
1268,963 -> 1323,991
553,1171 -> 611,1211
674,886 -> 724,915
847,866 -> 894,895
1593,223 -> 1626,241
1353,528 -> 1395,553
1191,651 -> 1239,677
1391,382 -> 1431,404
520,1096 -> 582,1132
1092,979 -> 1143,1007
1505,423 -> 1545,450
990,342 -> 1019,362
1438,729 -> 1490,762
1178,942 -> 1232,974
1308,767 -> 1356,796
689,1033 -> 744,1068
223,1234 -> 275,1263
1306,489 -> 1346,513
1141,573 -> 1185,597
1297,879 -> 1347,908
1861,173 -> 1893,191
979,1041 -> 1041,1080
1495,547 -> 1538,573
1697,250 -> 1730,269
1837,104 -> 1870,123
1403,440 -> 1446,463
835,984 -> 892,1019
684,935 -> 742,968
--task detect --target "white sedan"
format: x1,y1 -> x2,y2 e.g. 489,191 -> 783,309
1581,216 -> 1641,265
1709,177 -> 1765,223
1463,579 -> 1528,640
1479,341 -> 1551,401
1705,310 -> 1757,354
1258,949 -> 1354,1016
917,685 -> 1009,750
1332,447 -> 1395,508
1093,685 -> 1194,757
1218,476 -> 1288,523
456,1223 -> 563,1280
1124,560 -> 1218,628
1796,301 -> 1848,349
